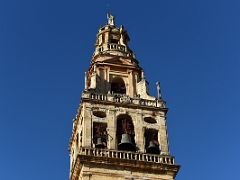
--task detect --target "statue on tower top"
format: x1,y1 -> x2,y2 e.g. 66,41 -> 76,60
156,81 -> 162,99
107,13 -> 115,26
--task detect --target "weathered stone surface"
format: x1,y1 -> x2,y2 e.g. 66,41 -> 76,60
69,14 -> 180,180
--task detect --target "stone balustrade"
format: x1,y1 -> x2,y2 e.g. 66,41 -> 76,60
90,93 -> 107,101
97,43 -> 126,53
87,92 -> 165,108
79,147 -> 175,165
107,43 -> 126,52
93,43 -> 134,58
140,99 -> 157,107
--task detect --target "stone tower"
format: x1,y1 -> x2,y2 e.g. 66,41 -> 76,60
69,14 -> 180,180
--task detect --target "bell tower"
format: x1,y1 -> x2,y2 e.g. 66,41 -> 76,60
69,14 -> 180,180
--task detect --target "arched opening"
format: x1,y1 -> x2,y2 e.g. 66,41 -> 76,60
93,122 -> 108,149
110,39 -> 119,44
144,129 -> 160,154
116,114 -> 136,151
111,77 -> 126,94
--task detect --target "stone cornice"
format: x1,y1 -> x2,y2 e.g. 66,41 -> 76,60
70,147 -> 180,179
82,92 -> 168,112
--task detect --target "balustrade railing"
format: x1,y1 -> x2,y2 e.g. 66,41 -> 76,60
78,147 -> 175,165
89,92 -> 164,108
107,43 -> 126,52
140,99 -> 156,106
90,93 -> 107,101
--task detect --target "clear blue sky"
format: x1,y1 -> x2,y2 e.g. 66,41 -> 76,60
0,0 -> 239,179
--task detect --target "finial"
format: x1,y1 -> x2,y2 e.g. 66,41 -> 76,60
120,25 -> 124,31
156,81 -> 162,99
84,72 -> 87,89
107,13 -> 115,26
141,71 -> 145,79
119,25 -> 125,45
93,64 -> 96,72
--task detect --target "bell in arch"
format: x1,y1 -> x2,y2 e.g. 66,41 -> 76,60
94,123 -> 107,149
146,140 -> 160,154
118,133 -> 136,151
95,137 -> 106,149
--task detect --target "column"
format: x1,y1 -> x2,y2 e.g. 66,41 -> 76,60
107,110 -> 116,149
83,105 -> 92,147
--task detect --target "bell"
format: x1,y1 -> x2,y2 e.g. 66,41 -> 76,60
146,140 -> 160,154
118,133 -> 136,151
95,137 -> 105,149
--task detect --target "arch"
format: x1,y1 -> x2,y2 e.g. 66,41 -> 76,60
111,77 -> 126,94
93,122 -> 108,149
116,114 -> 136,151
144,128 -> 160,154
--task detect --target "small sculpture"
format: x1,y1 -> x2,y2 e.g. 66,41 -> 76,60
156,81 -> 162,99
119,25 -> 125,45
107,13 -> 115,26
141,71 -> 145,79
84,72 -> 87,89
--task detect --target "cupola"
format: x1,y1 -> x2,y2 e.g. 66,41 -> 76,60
93,14 -> 135,59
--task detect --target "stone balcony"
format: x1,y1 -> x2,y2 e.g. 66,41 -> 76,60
82,91 -> 166,109
70,147 -> 179,179
79,147 -> 175,165
94,43 -> 135,58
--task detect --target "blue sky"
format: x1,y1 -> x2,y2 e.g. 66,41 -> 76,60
0,0 -> 240,179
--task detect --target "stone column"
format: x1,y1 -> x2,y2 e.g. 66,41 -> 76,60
128,70 -> 133,97
105,31 -> 110,43
132,71 -> 136,96
105,67 -> 110,94
132,112 -> 144,152
107,109 -> 116,149
83,105 -> 92,147
159,116 -> 169,154
134,73 -> 138,96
